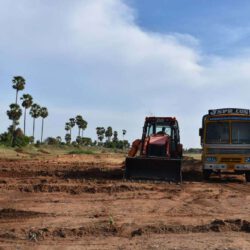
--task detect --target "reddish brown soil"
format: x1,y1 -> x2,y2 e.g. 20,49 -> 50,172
0,154 -> 249,249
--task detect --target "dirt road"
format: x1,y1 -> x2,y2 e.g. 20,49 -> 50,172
0,153 -> 249,249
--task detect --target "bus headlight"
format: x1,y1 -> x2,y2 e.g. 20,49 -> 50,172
245,157 -> 250,163
206,157 -> 217,163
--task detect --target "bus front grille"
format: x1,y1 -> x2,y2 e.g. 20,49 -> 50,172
220,158 -> 241,163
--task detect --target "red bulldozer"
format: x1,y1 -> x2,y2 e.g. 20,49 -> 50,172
125,117 -> 183,182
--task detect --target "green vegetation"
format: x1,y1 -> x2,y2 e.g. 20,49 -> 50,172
183,148 -> 201,160
184,153 -> 201,160
67,149 -> 96,155
20,94 -> 33,136
0,127 -> 30,147
12,76 -> 25,104
1,76 -> 49,147
40,107 -> 48,143
1,76 -> 129,150
0,143 -> 128,160
183,148 -> 201,154
64,115 -> 88,145
95,126 -> 129,149
96,127 -> 105,142
30,103 -> 41,138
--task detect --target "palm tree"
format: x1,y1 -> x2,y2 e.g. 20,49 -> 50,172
96,127 -> 105,143
122,129 -> 126,140
65,122 -> 70,132
76,136 -> 82,145
29,103 -> 41,141
20,94 -> 33,135
76,115 -> 87,137
75,115 -> 83,137
79,119 -> 88,137
65,133 -> 71,144
122,129 -> 127,149
69,118 -> 75,138
12,76 -> 26,104
6,103 -> 22,145
113,131 -> 118,142
65,122 -> 71,143
56,136 -> 62,144
105,126 -> 113,142
40,107 -> 48,143
6,103 -> 22,125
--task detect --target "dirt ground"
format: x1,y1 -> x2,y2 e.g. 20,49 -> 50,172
0,153 -> 249,250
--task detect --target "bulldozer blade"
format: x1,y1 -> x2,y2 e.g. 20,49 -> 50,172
125,157 -> 182,183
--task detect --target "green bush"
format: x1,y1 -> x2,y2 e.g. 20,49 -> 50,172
0,132 -> 12,146
0,128 -> 30,147
68,149 -> 95,155
44,137 -> 58,145
104,140 -> 130,149
75,137 -> 92,146
13,128 -> 30,147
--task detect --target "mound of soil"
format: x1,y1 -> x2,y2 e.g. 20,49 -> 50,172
1,219 -> 249,242
130,219 -> 250,237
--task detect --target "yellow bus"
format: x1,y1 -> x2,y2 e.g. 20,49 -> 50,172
199,108 -> 250,182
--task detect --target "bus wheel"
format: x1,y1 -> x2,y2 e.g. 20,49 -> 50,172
203,169 -> 211,181
245,172 -> 250,182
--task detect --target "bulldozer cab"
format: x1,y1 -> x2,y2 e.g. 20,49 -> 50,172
141,117 -> 181,157
143,117 -> 179,138
147,124 -> 171,135
125,116 -> 182,183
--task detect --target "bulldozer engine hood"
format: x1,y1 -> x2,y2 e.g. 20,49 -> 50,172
149,134 -> 169,145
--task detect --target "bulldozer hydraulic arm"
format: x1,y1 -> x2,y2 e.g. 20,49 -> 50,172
128,139 -> 141,157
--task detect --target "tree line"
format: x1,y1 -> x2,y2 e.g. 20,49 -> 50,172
64,115 -> 88,145
0,76 -> 49,146
95,127 -> 129,149
1,76 -> 130,149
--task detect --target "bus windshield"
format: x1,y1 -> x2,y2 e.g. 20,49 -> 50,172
232,122 -> 250,144
206,122 -> 229,144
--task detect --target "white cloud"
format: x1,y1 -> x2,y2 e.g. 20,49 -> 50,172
70,0 -> 203,88
1,0 -> 250,147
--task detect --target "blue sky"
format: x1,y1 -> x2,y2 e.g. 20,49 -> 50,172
129,0 -> 250,55
1,0 -> 250,147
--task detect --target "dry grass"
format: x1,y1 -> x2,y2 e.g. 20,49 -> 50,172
184,153 -> 201,160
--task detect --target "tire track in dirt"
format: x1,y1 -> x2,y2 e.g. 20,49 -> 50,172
222,183 -> 250,194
